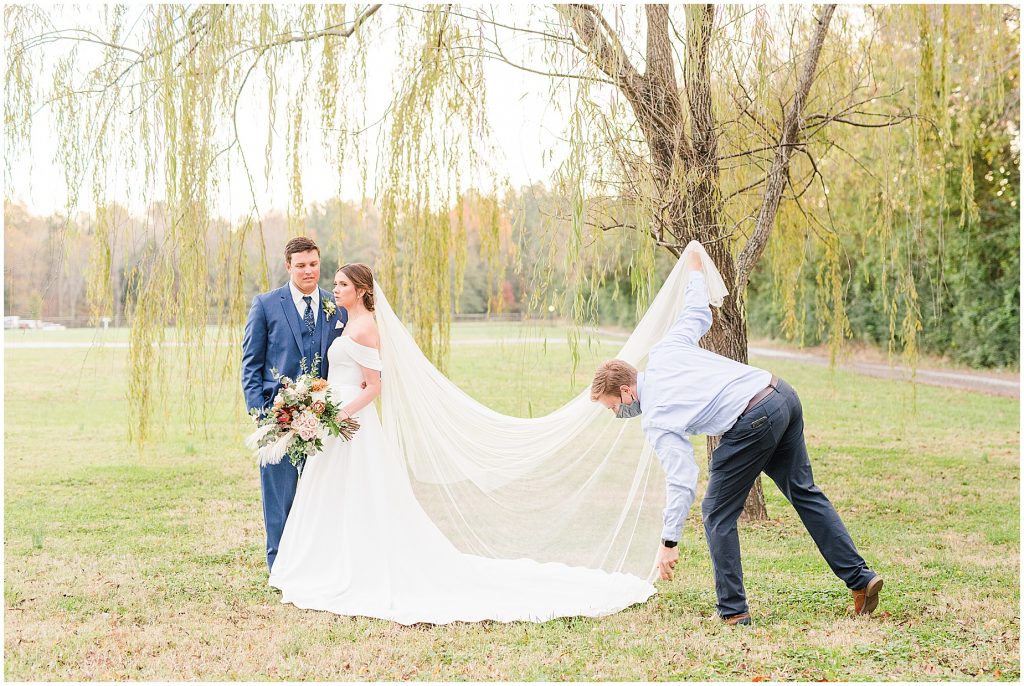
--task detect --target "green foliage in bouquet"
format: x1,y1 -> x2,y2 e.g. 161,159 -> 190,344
245,354 -> 360,471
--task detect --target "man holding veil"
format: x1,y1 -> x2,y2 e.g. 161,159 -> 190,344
590,242 -> 883,626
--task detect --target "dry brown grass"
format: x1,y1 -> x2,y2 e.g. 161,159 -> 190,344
4,341 -> 1019,680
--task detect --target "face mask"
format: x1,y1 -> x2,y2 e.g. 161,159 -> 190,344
615,391 -> 642,419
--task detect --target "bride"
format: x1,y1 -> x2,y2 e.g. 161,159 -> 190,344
267,263 -> 656,624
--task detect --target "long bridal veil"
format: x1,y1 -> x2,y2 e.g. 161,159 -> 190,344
372,242 -> 728,579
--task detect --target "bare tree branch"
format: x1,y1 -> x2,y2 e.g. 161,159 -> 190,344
554,4 -> 643,98
718,141 -> 805,162
471,43 -> 615,85
735,3 -> 837,292
15,28 -> 145,56
593,220 -> 636,232
722,174 -> 770,203
268,4 -> 383,46
809,113 -> 916,129
398,5 -> 585,50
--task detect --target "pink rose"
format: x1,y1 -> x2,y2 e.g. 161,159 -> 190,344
292,412 -> 320,441
311,400 -> 326,415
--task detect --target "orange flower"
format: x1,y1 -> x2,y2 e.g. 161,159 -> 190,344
310,379 -> 328,392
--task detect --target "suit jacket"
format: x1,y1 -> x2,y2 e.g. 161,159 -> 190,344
241,284 -> 348,413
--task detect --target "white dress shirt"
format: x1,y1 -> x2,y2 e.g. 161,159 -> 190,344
289,281 -> 319,326
637,272 -> 772,542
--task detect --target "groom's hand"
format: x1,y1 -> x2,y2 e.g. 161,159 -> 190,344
684,248 -> 702,272
658,544 -> 679,581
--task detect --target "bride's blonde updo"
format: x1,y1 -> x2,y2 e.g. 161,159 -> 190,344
337,263 -> 375,312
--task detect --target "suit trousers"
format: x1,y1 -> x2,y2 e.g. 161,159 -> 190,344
261,459 -> 300,571
700,379 -> 875,617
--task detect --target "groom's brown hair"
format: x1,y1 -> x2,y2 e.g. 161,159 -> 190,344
590,360 -> 638,401
285,236 -> 320,264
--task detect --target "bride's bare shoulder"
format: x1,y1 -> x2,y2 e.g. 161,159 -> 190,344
347,317 -> 380,349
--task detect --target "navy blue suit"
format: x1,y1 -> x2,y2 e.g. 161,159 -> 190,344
241,284 -> 347,570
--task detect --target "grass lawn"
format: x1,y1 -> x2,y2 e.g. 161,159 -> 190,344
4,323 -> 1019,680
1,320 -> 619,344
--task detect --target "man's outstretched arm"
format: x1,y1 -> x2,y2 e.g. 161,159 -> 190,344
650,428 -> 700,580
662,248 -> 713,348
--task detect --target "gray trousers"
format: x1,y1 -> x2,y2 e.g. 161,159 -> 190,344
701,379 -> 875,617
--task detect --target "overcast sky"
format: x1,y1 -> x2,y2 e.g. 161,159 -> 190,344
8,5 -> 871,220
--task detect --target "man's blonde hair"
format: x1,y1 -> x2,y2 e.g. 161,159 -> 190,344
590,359 -> 638,401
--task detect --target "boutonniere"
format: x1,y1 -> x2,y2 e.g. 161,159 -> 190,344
322,298 -> 337,319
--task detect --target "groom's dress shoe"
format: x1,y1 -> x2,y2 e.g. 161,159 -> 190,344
721,612 -> 752,626
852,574 -> 884,615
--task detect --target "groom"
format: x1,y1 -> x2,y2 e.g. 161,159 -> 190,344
241,236 -> 347,571
590,247 -> 883,625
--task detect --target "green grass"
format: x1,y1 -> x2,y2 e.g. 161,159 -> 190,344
2,320 -> 621,344
4,324 -> 1020,680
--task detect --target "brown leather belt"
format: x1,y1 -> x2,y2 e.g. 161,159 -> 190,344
743,375 -> 779,415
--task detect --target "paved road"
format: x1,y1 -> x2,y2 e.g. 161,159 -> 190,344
6,337 -> 1017,397
747,346 -> 1018,398
455,337 -> 1018,397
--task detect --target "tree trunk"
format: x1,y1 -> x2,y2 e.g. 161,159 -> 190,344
682,5 -> 768,521
559,3 -> 777,520
700,233 -> 768,520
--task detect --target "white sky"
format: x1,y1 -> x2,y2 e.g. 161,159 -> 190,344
7,5 -> 587,219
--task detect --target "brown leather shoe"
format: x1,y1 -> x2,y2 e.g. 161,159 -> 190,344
852,575 -> 884,615
721,612 -> 752,626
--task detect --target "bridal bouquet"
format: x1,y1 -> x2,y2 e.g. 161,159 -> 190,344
245,354 -> 360,470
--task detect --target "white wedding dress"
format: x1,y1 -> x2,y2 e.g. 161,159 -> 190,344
267,334 -> 657,625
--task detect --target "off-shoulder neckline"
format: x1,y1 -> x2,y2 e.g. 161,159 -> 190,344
339,335 -> 380,352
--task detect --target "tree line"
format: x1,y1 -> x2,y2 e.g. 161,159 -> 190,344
6,154 -> 1017,369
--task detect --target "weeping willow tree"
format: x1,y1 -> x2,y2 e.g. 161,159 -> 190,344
6,4 -> 496,443
6,5 -> 1018,519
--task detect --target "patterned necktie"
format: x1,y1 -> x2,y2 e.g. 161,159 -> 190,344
302,295 -> 314,333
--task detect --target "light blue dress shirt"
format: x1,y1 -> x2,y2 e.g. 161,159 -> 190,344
637,272 -> 772,542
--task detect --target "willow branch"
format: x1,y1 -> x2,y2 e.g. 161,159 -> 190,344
592,220 -> 637,232
554,4 -> 643,98
718,142 -> 805,162
399,4 -> 585,51
232,46 -> 273,222
473,42 -> 615,85
735,3 -> 836,293
812,113 -> 916,129
268,4 -> 383,46
721,175 -> 769,203
16,30 -> 145,57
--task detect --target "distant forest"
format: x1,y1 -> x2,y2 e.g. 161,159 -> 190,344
5,166 -> 1019,369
